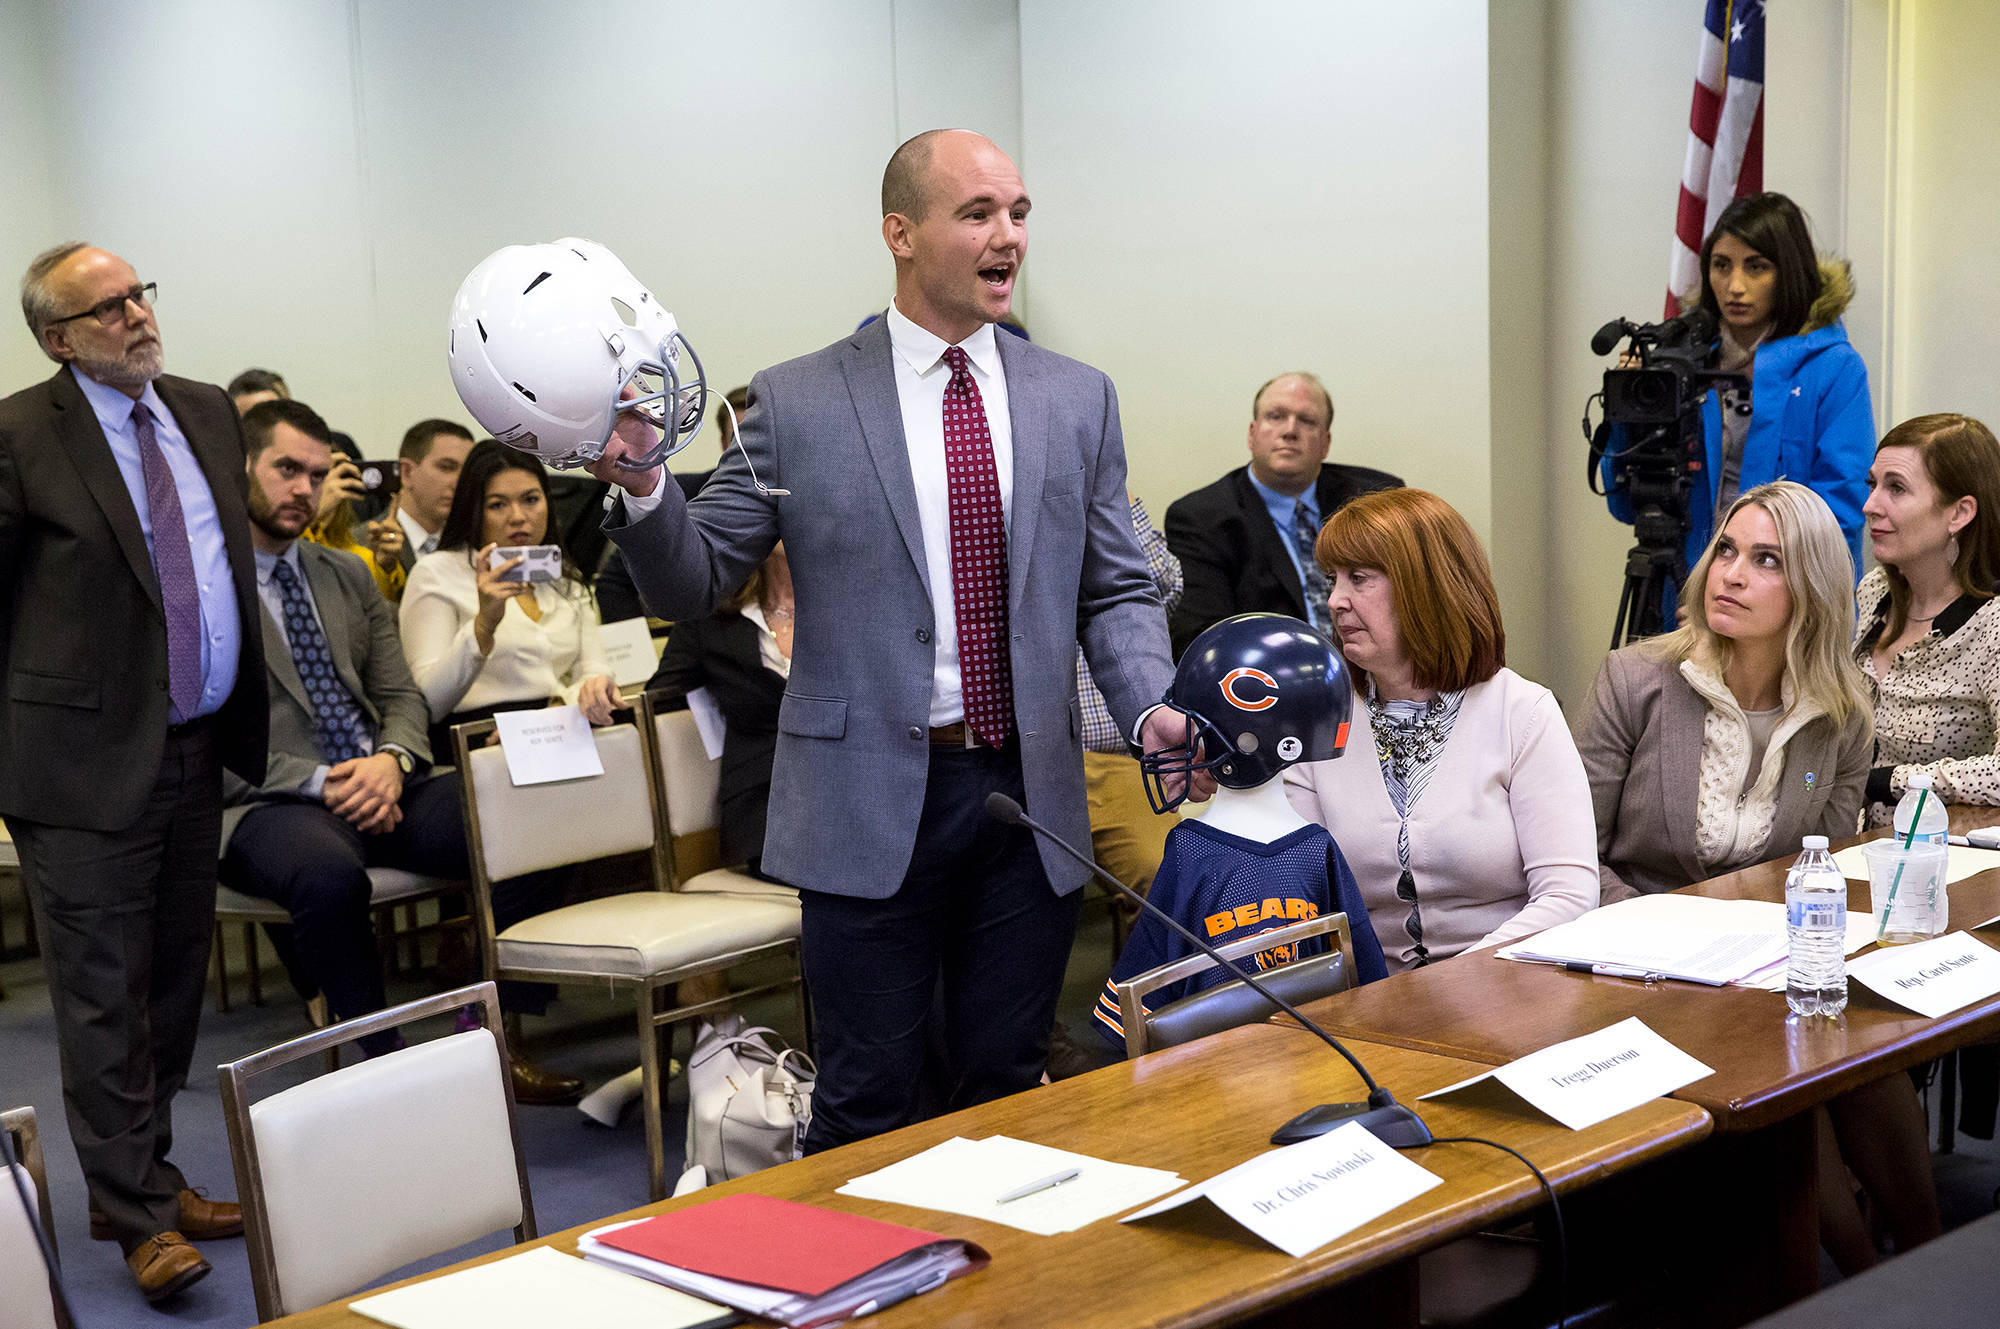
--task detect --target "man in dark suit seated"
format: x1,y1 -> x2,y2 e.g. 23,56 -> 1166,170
1163,372 -> 1400,656
219,399 -> 582,1103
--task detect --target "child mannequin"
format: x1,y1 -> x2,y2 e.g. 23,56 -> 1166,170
1095,614 -> 1388,1050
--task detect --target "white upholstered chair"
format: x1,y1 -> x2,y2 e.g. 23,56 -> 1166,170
2,1105 -> 63,1329
218,982 -> 534,1321
643,694 -> 798,901
451,716 -> 804,1199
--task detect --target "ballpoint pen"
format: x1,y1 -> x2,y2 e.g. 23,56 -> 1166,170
996,1167 -> 1080,1204
1561,961 -> 1666,982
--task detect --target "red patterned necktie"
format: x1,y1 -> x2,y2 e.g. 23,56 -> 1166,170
940,346 -> 1012,747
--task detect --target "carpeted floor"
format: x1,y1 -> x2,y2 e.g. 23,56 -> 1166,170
3,876 -> 1996,1328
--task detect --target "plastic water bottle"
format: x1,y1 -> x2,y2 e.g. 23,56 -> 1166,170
1893,771 -> 1949,847
1786,835 -> 1848,1017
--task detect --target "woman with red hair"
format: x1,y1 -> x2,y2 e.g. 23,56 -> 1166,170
1283,488 -> 1598,970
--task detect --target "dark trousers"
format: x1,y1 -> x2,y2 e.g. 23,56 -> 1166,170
799,741 -> 1082,1153
11,721 -> 222,1250
220,770 -> 566,1034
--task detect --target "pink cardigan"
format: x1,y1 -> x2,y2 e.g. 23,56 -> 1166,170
1282,668 -> 1599,971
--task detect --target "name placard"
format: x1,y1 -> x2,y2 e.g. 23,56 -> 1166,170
493,706 -> 606,786
1849,932 -> 2000,1019
598,617 -> 661,686
1419,1017 -> 1714,1131
1120,1121 -> 1441,1258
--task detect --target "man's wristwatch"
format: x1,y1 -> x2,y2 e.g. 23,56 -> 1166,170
384,746 -> 415,777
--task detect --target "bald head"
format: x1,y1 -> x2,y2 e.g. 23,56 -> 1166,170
884,128 -> 989,223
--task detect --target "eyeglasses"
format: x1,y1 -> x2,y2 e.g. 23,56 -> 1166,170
47,282 -> 156,328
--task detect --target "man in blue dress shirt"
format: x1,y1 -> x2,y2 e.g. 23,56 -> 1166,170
0,243 -> 268,1305
1163,372 -> 1401,657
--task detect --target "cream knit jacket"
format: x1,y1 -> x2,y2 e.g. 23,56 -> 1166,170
1679,657 -> 1829,872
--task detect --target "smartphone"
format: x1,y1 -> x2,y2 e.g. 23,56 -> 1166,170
491,544 -> 562,583
356,460 -> 401,497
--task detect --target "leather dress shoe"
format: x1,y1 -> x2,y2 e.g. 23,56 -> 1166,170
126,1231 -> 210,1303
509,1055 -> 585,1106
92,1188 -> 244,1242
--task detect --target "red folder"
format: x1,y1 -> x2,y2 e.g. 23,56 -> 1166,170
592,1194 -> 955,1298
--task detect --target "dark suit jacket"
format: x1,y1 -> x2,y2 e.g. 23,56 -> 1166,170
1163,462 -> 1401,657
0,367 -> 267,830
222,541 -> 432,844
647,611 -> 783,868
1576,645 -> 1870,899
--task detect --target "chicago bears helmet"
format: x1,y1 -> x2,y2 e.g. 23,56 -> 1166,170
446,238 -> 707,469
1139,613 -> 1352,813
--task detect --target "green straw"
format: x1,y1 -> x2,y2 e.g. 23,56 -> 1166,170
1876,787 -> 1930,940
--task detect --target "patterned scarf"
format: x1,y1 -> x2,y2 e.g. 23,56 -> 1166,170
1368,684 -> 1466,966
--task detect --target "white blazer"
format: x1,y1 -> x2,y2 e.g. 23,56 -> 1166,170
399,550 -> 612,720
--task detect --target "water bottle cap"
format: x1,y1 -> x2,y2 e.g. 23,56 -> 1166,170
1802,835 -> 1829,849
1910,772 -> 1936,790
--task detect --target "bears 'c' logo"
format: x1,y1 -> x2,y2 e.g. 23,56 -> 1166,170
1220,668 -> 1278,712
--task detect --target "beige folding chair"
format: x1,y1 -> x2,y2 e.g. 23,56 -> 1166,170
1113,912 -> 1357,1058
211,868 -> 465,1014
642,693 -> 797,900
452,716 -> 804,1200
219,982 -> 534,1321
3,1106 -> 67,1329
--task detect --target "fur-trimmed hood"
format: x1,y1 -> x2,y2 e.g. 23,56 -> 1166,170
1804,256 -> 1854,333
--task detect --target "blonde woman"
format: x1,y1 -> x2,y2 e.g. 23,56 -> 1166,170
1576,480 -> 1937,1273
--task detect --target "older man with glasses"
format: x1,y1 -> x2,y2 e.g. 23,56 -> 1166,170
0,243 -> 268,1307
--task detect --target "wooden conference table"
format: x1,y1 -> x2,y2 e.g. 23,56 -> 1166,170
269,1024 -> 1709,1329
1288,805 -> 2000,1321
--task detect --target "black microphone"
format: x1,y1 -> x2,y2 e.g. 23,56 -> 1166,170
1590,317 -> 1634,357
984,792 -> 1432,1149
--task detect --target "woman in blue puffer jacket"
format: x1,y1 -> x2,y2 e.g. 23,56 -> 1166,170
1605,192 -> 1875,604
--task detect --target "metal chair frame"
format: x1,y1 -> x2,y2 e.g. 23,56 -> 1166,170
1115,911 -> 1356,1058
3,1103 -> 69,1329
218,981 -> 534,1322
451,713 -> 805,1200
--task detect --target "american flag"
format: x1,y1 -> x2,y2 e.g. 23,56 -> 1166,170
1666,0 -> 1766,318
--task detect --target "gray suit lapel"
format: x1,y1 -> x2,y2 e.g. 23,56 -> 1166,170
1660,666 -> 1709,883
997,332 -> 1046,611
261,594 -> 310,713
843,319 -> 931,600
300,545 -> 367,702
1769,721 -> 1828,836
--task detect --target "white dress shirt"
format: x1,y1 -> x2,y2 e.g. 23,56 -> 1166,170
398,507 -> 440,560
620,303 -> 1013,728
398,550 -> 613,719
884,303 -> 1013,726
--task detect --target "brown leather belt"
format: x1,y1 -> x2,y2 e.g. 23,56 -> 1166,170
928,721 -> 984,749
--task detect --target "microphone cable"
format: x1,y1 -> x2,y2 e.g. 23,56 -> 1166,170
1420,1134 -> 1569,1329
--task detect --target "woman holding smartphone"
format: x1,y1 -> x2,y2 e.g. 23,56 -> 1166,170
400,439 -> 618,754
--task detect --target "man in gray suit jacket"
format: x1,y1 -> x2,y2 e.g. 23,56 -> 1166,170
591,130 -> 1205,1149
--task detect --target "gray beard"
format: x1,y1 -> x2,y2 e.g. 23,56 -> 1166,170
74,342 -> 163,394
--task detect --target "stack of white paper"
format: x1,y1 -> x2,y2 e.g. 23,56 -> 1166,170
837,1135 -> 1184,1235
351,1247 -> 733,1329
1499,895 -> 1792,984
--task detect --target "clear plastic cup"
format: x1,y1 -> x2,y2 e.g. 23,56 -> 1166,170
1861,840 -> 1950,945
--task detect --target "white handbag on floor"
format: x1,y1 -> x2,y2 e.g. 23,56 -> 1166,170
681,1014 -> 815,1184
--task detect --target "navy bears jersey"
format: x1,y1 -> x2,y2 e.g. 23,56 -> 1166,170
1093,819 -> 1386,1047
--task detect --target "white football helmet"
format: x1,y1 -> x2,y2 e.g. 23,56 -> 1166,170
446,238 -> 706,469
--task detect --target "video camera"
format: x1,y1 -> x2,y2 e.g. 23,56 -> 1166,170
1585,306 -> 1746,646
